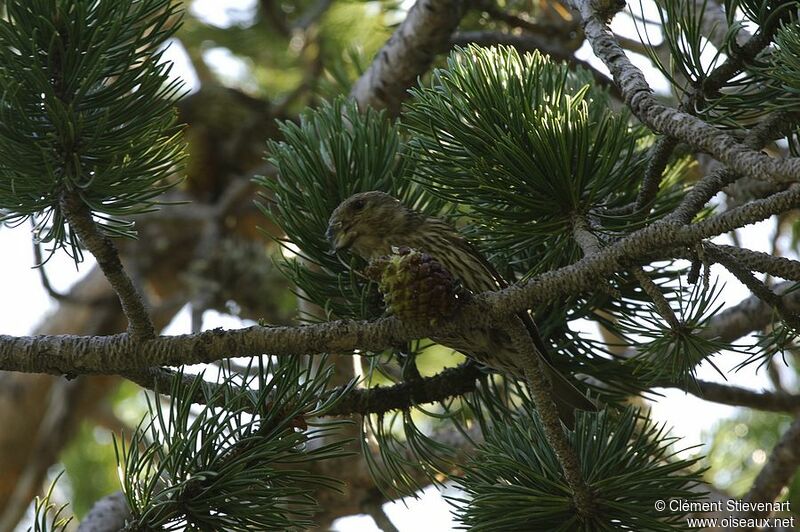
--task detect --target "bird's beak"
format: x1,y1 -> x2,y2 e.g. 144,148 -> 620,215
326,221 -> 352,252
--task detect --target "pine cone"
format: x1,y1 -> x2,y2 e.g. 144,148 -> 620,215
365,247 -> 469,326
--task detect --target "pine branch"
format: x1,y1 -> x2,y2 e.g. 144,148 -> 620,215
505,316 -> 595,518
614,6 -> 779,217
704,245 -> 800,330
2,184 -> 800,376
502,184 -> 800,317
633,136 -> 680,213
566,0 -> 800,184
126,363 -> 483,418
670,380 -> 800,412
668,111 -> 793,224
325,363 -> 482,416
632,267 -> 682,329
59,192 -> 156,340
707,244 -> 800,283
571,214 -> 603,256
351,0 -> 466,115
693,11 -> 786,109
705,281 -> 800,342
474,0 -> 562,35
362,493 -> 399,532
119,279 -> 800,422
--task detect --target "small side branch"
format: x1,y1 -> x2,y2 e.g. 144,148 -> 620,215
59,192 -> 155,340
634,136 -> 679,212
632,267 -> 681,329
505,317 -> 594,518
667,379 -> 800,412
708,244 -> 800,283
669,111 -> 794,225
566,0 -> 800,184
704,245 -> 800,330
126,363 -> 483,418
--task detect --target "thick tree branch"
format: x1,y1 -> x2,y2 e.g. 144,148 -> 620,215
351,0 -> 466,115
3,184 -> 800,376
129,277 -> 800,420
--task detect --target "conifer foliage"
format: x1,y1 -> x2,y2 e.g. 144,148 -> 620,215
0,0 -> 799,530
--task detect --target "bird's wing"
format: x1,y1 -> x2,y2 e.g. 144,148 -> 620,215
450,236 -> 553,362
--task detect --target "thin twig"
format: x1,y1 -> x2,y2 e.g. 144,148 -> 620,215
704,245 -> 800,330
475,0 -> 577,37
632,267 -> 681,329
571,214 -> 620,297
634,136 -> 680,212
362,491 -> 400,532
59,192 -> 155,340
708,244 -> 800,283
666,379 -> 800,412
125,363 -> 482,418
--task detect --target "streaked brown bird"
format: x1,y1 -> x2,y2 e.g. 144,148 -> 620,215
327,191 -> 596,427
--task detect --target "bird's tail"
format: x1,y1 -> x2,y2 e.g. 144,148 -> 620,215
540,361 -> 598,430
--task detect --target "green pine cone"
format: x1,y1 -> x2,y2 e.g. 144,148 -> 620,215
365,248 -> 468,326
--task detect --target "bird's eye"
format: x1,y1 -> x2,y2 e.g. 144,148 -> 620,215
352,199 -> 366,211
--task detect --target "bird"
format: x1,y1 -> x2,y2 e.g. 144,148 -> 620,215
327,190 -> 597,427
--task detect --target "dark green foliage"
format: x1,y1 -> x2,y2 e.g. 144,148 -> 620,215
403,46 -> 690,398
404,46 -> 672,275
451,408 -> 705,531
116,357 -> 353,531
619,279 -> 738,388
0,0 -> 185,252
259,97 -> 447,321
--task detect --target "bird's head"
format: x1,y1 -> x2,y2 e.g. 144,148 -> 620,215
327,191 -> 411,259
